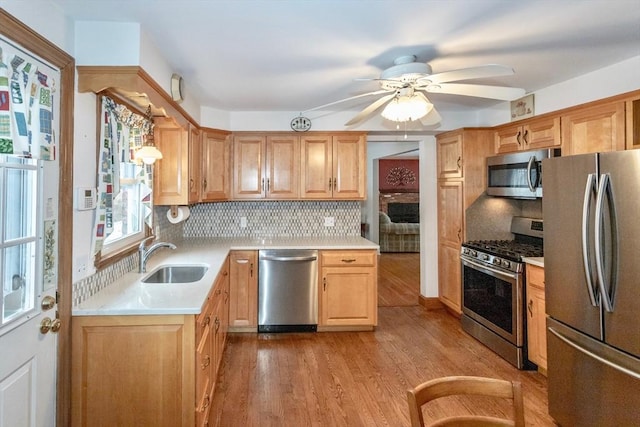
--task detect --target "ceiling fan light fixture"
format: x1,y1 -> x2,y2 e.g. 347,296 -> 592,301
381,94 -> 433,122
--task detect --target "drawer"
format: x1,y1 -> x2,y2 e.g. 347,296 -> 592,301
196,299 -> 213,344
526,264 -> 545,290
196,325 -> 212,400
321,250 -> 376,267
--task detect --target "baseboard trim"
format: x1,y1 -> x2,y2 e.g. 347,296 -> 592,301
418,295 -> 444,310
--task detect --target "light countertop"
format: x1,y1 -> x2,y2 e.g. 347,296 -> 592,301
73,236 -> 378,317
523,257 -> 544,268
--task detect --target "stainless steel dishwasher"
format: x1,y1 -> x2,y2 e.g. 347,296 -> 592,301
258,249 -> 318,333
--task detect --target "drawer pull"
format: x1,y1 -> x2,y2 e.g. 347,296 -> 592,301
341,258 -> 356,263
201,355 -> 211,369
203,315 -> 211,328
201,394 -> 210,411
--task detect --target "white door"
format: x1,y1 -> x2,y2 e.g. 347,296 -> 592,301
0,33 -> 61,426
0,158 -> 59,427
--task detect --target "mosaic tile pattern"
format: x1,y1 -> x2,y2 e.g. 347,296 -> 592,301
72,254 -> 137,306
183,201 -> 362,238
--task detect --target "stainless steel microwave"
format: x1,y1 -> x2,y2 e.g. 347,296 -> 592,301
487,149 -> 560,199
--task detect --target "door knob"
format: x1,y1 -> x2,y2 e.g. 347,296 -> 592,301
41,295 -> 56,311
40,317 -> 53,334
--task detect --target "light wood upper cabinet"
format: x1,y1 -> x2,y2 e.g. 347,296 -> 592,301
626,96 -> 640,150
561,101 -> 625,155
232,135 -> 265,199
153,117 -> 190,205
526,264 -> 547,373
266,135 -> 299,199
188,125 -> 201,203
494,115 -> 561,154
300,133 -> 366,200
437,132 -> 463,179
232,134 -> 299,199
318,250 -> 377,328
201,129 -> 231,201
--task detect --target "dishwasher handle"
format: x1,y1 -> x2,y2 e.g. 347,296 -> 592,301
260,255 -> 317,262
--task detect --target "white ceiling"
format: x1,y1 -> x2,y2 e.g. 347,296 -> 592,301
50,0 -> 640,117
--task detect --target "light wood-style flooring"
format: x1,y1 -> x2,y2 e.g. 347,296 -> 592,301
209,253 -> 556,426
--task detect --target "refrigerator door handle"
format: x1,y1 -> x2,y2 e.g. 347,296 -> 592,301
549,326 -> 640,380
595,173 -> 614,312
581,173 -> 598,307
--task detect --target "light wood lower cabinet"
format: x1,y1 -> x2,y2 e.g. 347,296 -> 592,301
71,258 -> 229,427
228,250 -> 258,331
526,264 -> 547,373
318,250 -> 378,329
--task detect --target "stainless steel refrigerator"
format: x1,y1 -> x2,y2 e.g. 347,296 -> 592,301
543,150 -> 640,426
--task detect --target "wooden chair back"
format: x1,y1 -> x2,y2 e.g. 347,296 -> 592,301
406,375 -> 525,427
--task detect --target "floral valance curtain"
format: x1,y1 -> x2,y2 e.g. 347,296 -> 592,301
91,96 -> 153,257
0,45 -> 57,160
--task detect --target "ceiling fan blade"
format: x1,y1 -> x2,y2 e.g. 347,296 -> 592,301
344,93 -> 396,126
428,83 -> 525,101
425,64 -> 515,84
303,89 -> 393,113
419,106 -> 442,126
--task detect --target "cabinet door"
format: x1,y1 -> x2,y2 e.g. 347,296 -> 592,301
526,264 -> 547,371
438,242 -> 461,313
524,116 -> 561,150
494,124 -> 524,153
437,180 -> 463,245
233,135 -> 265,199
332,134 -> 366,199
300,134 -> 333,199
562,102 -> 625,155
266,135 -> 299,199
320,266 -> 376,326
437,132 -> 463,179
189,125 -> 201,203
154,118 -> 189,205
71,315 -> 195,427
229,251 -> 258,329
201,130 -> 231,201
626,97 -> 640,150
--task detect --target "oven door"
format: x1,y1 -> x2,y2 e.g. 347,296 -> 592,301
461,257 -> 523,346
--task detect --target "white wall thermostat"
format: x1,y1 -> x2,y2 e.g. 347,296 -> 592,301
75,187 -> 97,211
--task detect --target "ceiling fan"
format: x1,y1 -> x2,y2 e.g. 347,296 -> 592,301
304,55 -> 526,127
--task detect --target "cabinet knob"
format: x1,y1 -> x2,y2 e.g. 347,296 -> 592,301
456,156 -> 461,170
523,129 -> 529,145
527,299 -> 533,317
202,355 -> 211,369
516,131 -> 522,145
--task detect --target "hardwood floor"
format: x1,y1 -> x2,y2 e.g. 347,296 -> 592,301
378,253 -> 420,307
209,253 -> 556,427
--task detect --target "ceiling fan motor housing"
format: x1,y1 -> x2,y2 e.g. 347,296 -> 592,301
380,58 -> 432,81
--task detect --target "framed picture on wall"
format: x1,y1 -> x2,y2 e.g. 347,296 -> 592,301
511,94 -> 535,120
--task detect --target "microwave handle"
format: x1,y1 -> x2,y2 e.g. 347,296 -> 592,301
526,155 -> 537,192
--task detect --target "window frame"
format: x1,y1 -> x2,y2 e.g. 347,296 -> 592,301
93,94 -> 152,270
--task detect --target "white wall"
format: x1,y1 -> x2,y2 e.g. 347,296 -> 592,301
477,56 -> 640,126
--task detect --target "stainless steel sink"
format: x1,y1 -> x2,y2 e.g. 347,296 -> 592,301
141,265 -> 208,283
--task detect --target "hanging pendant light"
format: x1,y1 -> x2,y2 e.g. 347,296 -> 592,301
134,105 -> 163,165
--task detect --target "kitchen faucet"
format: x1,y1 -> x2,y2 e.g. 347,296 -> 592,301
138,236 -> 177,273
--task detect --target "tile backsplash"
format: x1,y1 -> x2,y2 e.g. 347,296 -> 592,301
184,200 -> 362,238
73,200 -> 361,306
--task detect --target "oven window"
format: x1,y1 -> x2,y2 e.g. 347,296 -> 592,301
488,163 -> 540,188
463,265 -> 513,333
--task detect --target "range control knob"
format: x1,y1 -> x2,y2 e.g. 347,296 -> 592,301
482,254 -> 489,261
503,260 -> 511,269
463,248 -> 469,255
471,250 -> 477,257
493,258 -> 502,266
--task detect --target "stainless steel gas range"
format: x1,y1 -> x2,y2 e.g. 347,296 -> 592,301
460,217 -> 543,369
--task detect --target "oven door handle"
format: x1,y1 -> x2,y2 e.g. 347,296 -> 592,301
461,257 -> 518,281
